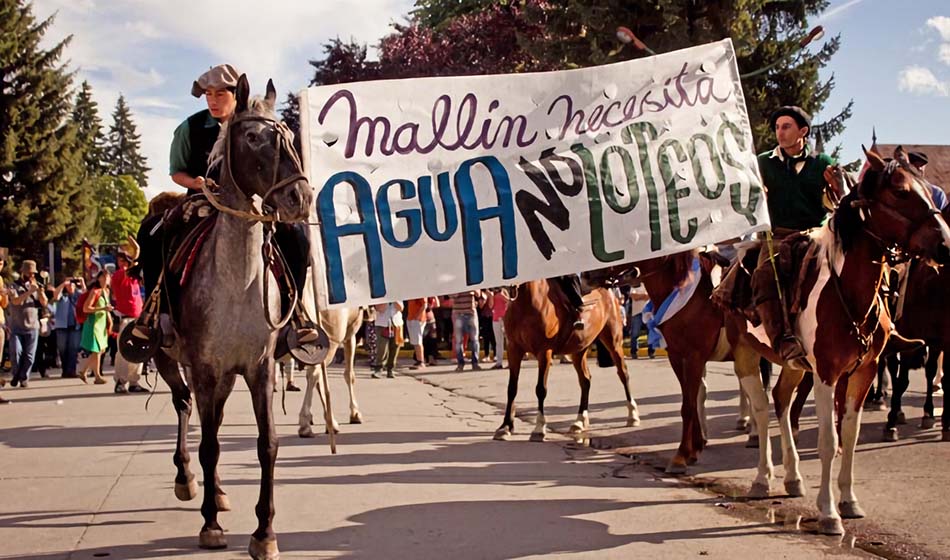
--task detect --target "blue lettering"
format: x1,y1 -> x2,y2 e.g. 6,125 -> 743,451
376,179 -> 422,248
418,173 -> 459,241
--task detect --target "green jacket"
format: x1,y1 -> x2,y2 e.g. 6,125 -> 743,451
757,146 -> 834,231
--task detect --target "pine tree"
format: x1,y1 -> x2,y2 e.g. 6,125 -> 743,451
280,91 -> 301,138
0,0 -> 96,270
72,80 -> 106,176
104,94 -> 150,188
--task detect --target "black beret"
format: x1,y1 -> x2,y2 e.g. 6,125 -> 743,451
768,106 -> 812,134
908,151 -> 929,167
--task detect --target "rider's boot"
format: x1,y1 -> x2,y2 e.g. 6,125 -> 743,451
757,297 -> 810,371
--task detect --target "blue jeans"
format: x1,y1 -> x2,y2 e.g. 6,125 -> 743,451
453,312 -> 480,366
56,328 -> 82,376
10,328 -> 39,382
628,314 -> 655,355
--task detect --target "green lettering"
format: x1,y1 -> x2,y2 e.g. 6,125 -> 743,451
717,118 -> 763,226
600,146 -> 639,214
572,143 -> 624,262
657,139 -> 698,245
621,122 -> 662,250
688,133 -> 725,199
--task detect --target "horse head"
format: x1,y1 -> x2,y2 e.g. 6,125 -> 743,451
220,74 -> 313,223
847,145 -> 950,263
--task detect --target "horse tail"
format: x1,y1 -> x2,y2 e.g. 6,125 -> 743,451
594,339 -> 614,368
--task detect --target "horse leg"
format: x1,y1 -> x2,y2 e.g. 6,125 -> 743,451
884,356 -> 911,441
773,366 -> 806,497
297,364 -> 319,438
814,377 -> 844,535
736,347 -> 772,498
247,358 -> 280,560
942,352 -> 950,441
343,335 -> 362,424
837,363 -> 875,522
599,328 -> 639,427
737,380 -> 752,433
696,373 -> 709,450
666,353 -> 701,474
195,370 -> 236,550
155,353 -> 197,501
788,372 -> 812,443
922,349 -> 938,429
531,350 -> 554,441
494,344 -> 525,440
568,350 -> 592,436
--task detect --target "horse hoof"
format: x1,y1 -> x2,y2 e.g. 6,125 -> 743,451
665,461 -> 687,475
569,422 -> 584,434
747,482 -> 770,499
298,426 -> 315,438
736,418 -> 750,432
745,435 -> 760,448
784,479 -> 806,498
529,431 -> 546,442
493,427 -> 512,441
921,416 -> 936,430
324,424 -> 340,435
174,477 -> 198,501
350,412 -> 363,424
896,411 -> 907,425
215,493 -> 231,512
627,417 -> 640,428
882,427 -> 898,442
942,430 -> 950,442
686,455 -> 699,466
248,536 -> 279,560
199,528 -> 227,549
818,516 -> 845,536
838,500 -> 866,519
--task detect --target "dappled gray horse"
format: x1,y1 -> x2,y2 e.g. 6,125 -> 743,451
153,76 -> 312,560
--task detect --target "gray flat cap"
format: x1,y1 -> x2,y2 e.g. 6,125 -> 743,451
191,64 -> 240,98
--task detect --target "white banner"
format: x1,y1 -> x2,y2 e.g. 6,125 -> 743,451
301,39 -> 769,309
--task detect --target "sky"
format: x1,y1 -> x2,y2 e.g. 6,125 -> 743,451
32,0 -> 950,199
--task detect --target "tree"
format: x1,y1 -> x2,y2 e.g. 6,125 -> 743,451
280,92 -> 301,137
317,0 -> 851,154
94,174 -> 147,244
72,80 -> 106,176
103,94 -> 150,188
0,0 -> 96,270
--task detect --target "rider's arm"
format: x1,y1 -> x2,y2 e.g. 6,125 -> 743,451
169,119 -> 201,191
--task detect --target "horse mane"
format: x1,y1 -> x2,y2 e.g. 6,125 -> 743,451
208,96 -> 277,172
832,188 -> 864,252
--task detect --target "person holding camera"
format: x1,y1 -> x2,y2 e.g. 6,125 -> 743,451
52,276 -> 84,378
7,260 -> 48,388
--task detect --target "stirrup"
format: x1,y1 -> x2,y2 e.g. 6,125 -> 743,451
119,321 -> 160,364
286,322 -> 330,366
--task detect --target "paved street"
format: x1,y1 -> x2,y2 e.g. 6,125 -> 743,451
0,352 -> 943,559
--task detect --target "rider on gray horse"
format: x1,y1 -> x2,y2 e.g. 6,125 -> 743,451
129,64 -> 320,361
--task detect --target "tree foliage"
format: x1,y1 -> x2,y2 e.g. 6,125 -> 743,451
308,0 -> 851,154
0,0 -> 96,270
72,80 -> 106,176
94,174 -> 147,244
103,94 -> 150,188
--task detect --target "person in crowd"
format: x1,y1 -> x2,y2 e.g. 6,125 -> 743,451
907,151 -> 948,210
372,301 -> 403,379
52,276 -> 84,378
479,294 -> 496,363
77,270 -> 112,385
111,247 -> 147,394
0,258 -> 7,403
452,290 -> 487,372
362,306 -> 378,368
626,285 -> 654,359
490,287 -> 510,369
405,297 -> 427,370
7,260 -> 47,388
436,295 -> 453,352
422,296 -> 441,366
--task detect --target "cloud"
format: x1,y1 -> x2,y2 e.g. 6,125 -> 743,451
941,44 -> 950,65
927,16 -> 950,41
898,65 -> 950,96
123,21 -> 163,40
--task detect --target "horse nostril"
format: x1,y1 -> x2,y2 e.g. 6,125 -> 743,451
287,189 -> 301,208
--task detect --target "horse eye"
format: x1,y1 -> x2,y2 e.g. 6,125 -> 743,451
246,131 -> 259,143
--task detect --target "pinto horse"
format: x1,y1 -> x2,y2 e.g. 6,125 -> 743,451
729,147 -> 950,535
493,279 -> 639,441
152,77 -> 313,559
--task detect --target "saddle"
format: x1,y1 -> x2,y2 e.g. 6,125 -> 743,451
712,233 -> 822,325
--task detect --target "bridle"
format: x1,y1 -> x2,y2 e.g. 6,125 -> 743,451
201,112 -> 309,223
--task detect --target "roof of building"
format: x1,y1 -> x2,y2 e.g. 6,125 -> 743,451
877,144 -> 950,193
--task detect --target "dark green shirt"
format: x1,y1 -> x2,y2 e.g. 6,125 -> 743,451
758,146 -> 835,231
169,110 -> 220,176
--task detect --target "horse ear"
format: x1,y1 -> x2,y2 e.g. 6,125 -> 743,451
863,144 -> 885,172
265,79 -> 277,109
235,74 -> 250,114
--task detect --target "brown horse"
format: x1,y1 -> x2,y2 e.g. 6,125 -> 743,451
728,147 -> 950,534
493,279 -> 639,441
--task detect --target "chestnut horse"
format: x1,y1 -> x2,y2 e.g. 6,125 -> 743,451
729,147 -> 950,534
493,279 -> 639,441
